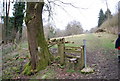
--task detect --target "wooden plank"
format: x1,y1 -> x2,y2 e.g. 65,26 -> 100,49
64,50 -> 82,53
65,46 -> 81,49
65,54 -> 80,58
65,48 -> 78,51
65,48 -> 82,52
65,41 -> 74,44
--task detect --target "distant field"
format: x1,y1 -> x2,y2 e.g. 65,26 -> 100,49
51,32 -> 117,52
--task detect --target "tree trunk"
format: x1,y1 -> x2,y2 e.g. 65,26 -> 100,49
23,2 -> 53,75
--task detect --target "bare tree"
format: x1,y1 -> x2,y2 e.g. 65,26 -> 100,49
65,20 -> 83,36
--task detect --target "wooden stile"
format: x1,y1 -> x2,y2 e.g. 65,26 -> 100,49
48,38 -> 85,70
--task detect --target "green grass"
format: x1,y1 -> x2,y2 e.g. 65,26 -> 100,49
50,33 -> 117,51
66,69 -> 75,73
64,33 -> 117,51
20,41 -> 28,48
31,66 -> 56,79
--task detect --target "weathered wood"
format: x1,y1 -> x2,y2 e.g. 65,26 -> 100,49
48,42 -> 58,48
65,46 -> 81,49
64,50 -> 81,53
65,54 -> 80,58
79,46 -> 85,70
58,38 -> 65,65
65,41 -> 74,44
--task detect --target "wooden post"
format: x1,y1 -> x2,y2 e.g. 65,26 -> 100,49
76,46 -> 84,70
58,38 -> 65,65
83,39 -> 87,68
79,45 -> 85,70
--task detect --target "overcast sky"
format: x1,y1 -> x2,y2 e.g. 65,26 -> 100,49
52,0 -> 119,30
0,0 -> 119,30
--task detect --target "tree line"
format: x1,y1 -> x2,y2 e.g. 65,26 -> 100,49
2,1 -> 25,44
98,8 -> 112,27
44,20 -> 83,39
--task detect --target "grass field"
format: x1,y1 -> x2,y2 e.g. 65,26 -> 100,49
52,32 -> 117,51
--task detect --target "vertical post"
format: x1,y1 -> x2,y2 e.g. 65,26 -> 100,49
79,45 -> 84,70
58,38 -> 65,65
83,39 -> 87,68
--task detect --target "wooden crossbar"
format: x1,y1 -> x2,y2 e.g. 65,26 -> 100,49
64,50 -> 81,53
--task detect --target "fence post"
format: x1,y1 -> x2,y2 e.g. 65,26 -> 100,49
79,45 -> 85,70
83,39 -> 87,68
58,38 -> 65,65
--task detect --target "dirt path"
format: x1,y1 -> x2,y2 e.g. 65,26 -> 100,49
86,49 -> 118,79
83,33 -> 119,79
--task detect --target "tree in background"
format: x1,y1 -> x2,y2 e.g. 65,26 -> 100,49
2,1 -> 25,44
13,2 -> 25,43
104,9 -> 112,20
98,9 -> 105,27
2,0 -> 11,44
55,29 -> 65,37
44,24 -> 56,39
65,20 -> 83,36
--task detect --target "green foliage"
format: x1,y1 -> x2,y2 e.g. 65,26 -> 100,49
2,16 -> 14,41
97,8 -> 115,34
55,56 -> 60,62
105,9 -> 112,20
58,64 -> 65,69
99,13 -> 118,34
98,9 -> 105,27
13,2 -> 25,41
66,69 -> 75,73
22,62 -> 32,75
13,2 -> 25,28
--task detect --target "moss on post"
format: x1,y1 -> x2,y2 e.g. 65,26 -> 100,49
58,38 -> 65,65
79,45 -> 85,70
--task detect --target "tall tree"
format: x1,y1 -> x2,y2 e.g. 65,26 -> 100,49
104,9 -> 112,20
2,0 -> 11,44
13,2 -> 25,43
98,9 -> 105,27
23,2 -> 53,75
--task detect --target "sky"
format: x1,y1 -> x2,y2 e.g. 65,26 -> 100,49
52,0 -> 119,30
0,0 -> 119,31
